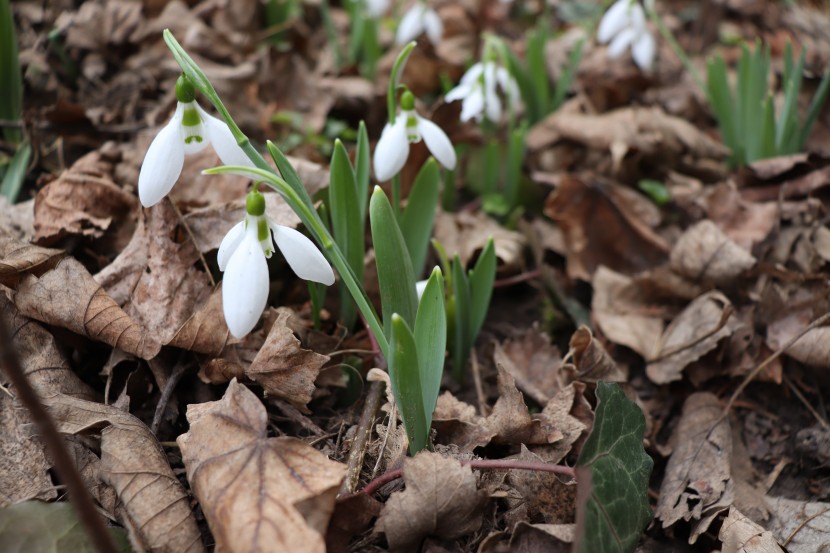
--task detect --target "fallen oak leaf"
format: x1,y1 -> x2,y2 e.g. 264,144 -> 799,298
13,257 -> 160,359
177,379 -> 345,553
375,451 -> 486,553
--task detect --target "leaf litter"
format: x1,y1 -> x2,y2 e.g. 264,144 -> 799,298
5,0 -> 830,552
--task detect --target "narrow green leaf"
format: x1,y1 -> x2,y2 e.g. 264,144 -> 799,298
483,139 -> 500,195
0,501 -> 130,553
400,158 -> 440,276
504,123 -> 527,207
451,256 -> 471,380
759,95 -> 776,160
267,141 -> 316,211
526,23 -> 550,118
387,42 -> 416,124
574,382 -> 653,553
370,186 -> 418,336
637,179 -> 671,206
0,140 -> 31,203
389,313 -> 429,454
468,238 -> 496,343
355,121 -> 371,222
706,57 -> 737,162
776,74 -> 802,153
0,0 -> 22,144
498,40 -> 540,124
414,267 -> 446,426
347,13 -> 366,65
551,38 -> 584,112
800,68 -> 830,150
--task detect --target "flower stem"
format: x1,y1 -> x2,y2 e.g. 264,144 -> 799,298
645,4 -> 705,94
391,174 -> 402,216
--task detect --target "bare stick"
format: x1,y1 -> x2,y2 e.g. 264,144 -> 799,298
151,360 -> 188,435
339,379 -> 385,496
0,316 -> 119,553
167,196 -> 216,287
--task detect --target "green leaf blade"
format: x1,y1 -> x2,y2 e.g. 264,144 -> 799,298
389,314 -> 428,454
414,267 -> 446,427
355,121 -> 371,222
370,186 -> 418,337
575,382 -> 654,553
400,158 -> 440,276
1,140 -> 31,202
0,0 -> 23,144
468,238 -> 496,342
450,256 -> 471,380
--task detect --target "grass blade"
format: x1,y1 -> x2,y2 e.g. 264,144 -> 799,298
0,140 -> 31,202
355,121 -> 370,222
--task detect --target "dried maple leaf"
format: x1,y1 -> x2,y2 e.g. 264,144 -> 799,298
177,379 -> 345,553
375,452 -> 486,552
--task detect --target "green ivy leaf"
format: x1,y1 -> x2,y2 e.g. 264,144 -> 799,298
575,382 -> 653,553
0,501 -> 131,552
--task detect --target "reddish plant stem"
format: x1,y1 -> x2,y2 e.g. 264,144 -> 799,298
494,269 -> 542,288
350,458 -> 577,498
0,316 -> 119,553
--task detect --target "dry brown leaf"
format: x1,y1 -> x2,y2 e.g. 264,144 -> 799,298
33,147 -> 137,245
767,307 -> 830,369
177,379 -> 345,553
719,507 -> 783,553
766,496 -> 830,553
670,220 -> 756,286
704,182 -> 779,251
42,394 -> 204,553
544,176 -> 669,280
433,210 -> 526,270
591,266 -> 664,359
656,393 -> 734,542
167,287 -> 229,356
432,392 -> 496,451
0,197 -> 34,240
0,231 -> 64,287
375,452 -> 486,552
14,257 -> 160,359
247,307 -> 331,411
507,446 -> 577,524
565,325 -> 627,383
647,291 -> 739,384
493,327 -> 564,405
486,364 -> 563,446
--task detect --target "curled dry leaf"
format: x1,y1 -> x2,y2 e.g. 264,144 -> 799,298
766,496 -> 830,553
375,452 -> 486,553
493,327 -> 564,405
14,257 -> 160,359
167,287 -> 229,356
487,364 -> 563,446
0,197 -> 35,240
33,147 -> 137,245
767,307 -> 830,369
647,291 -> 740,384
544,176 -> 669,280
432,392 -> 496,451
433,210 -> 526,270
719,507 -> 784,553
670,220 -> 756,286
177,379 -> 345,553
704,182 -> 779,251
591,266 -> 664,359
0,231 -> 64,288
565,325 -> 627,383
656,393 -> 734,542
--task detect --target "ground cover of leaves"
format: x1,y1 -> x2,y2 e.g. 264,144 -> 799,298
4,0 -> 830,552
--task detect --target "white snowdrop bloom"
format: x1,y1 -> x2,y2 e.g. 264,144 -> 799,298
218,190 -> 335,338
138,76 -> 252,208
373,90 -> 456,182
364,0 -> 390,18
597,0 -> 656,70
445,60 -> 520,123
396,4 -> 443,46
415,279 -> 428,300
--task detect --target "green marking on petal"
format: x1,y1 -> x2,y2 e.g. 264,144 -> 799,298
182,107 -> 201,127
184,135 -> 203,144
257,217 -> 269,242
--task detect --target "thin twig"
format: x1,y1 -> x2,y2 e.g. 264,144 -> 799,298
0,316 -> 119,553
339,379 -> 385,496
723,312 -> 830,414
470,349 -> 489,417
346,458 -> 577,499
167,196 -> 216,287
493,269 -> 541,289
151,361 -> 188,435
783,374 -> 830,432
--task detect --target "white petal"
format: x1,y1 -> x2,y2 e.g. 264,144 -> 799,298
373,118 -> 409,181
271,224 -> 335,286
417,116 -> 456,170
445,83 -> 472,103
632,31 -> 656,70
423,9 -> 443,45
459,62 -> 484,85
222,230 -> 270,338
483,65 -> 502,122
460,89 -> 485,122
217,220 -> 246,271
365,0 -> 389,17
396,5 -> 424,45
607,27 -> 636,59
597,0 -> 631,44
415,279 -> 428,300
198,106 -> 254,168
138,107 -> 185,208
496,67 -> 522,111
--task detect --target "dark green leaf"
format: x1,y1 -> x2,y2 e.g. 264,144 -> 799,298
267,141 -> 316,211
551,38 -> 584,112
636,179 -> 671,206
800,69 -> 830,150
706,58 -> 737,162
575,382 -> 653,553
0,0 -> 22,144
0,140 -> 31,203
450,256 -> 471,380
468,238 -> 495,343
0,501 -> 131,553
355,121 -> 370,222
389,314 -> 429,454
400,158 -> 440,276
414,267 -> 446,426
370,186 -> 418,336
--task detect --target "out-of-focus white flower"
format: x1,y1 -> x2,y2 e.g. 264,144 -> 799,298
364,0 -> 390,18
445,60 -> 520,123
218,190 -> 334,338
396,4 -> 443,45
373,90 -> 456,181
415,279 -> 428,299
597,0 -> 656,70
138,76 -> 251,208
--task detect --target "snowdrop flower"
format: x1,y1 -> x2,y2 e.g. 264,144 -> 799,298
597,0 -> 656,71
396,3 -> 443,46
138,75 -> 252,208
445,60 -> 520,123
363,0 -> 390,18
373,90 -> 456,181
218,188 -> 335,338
